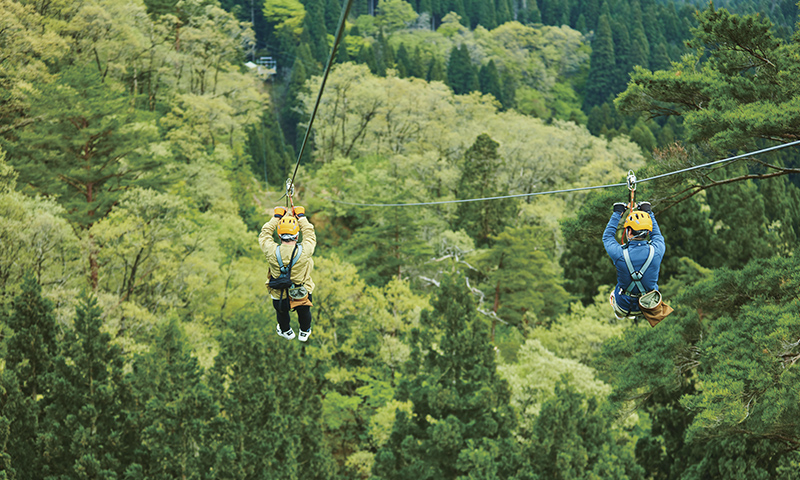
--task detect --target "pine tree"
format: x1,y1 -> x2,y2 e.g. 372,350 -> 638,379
409,46 -> 426,78
324,0 -> 341,33
612,19 -> 632,93
3,275 -> 58,480
629,26 -> 650,70
523,0 -> 541,23
124,321 -> 219,478
0,370 -> 31,480
446,44 -> 478,95
454,134 -> 516,247
301,0 -> 330,64
281,52 -> 310,153
373,274 -> 520,480
583,14 -> 616,109
523,376 -> 644,479
208,312 -> 335,479
580,0 -> 599,30
495,0 -> 511,25
40,293 -> 127,479
427,55 -> 446,82
649,41 -> 671,71
479,60 -> 504,107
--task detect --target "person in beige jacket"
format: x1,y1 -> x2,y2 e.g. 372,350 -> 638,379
258,205 -> 316,342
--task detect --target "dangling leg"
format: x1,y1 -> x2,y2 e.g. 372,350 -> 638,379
274,298 -> 294,339
296,294 -> 313,342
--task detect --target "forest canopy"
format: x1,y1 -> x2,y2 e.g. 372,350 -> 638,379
1,0 -> 799,478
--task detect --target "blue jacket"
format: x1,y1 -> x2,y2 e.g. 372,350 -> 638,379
602,211 -> 665,312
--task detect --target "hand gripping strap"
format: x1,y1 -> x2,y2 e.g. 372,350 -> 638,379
622,243 -> 654,296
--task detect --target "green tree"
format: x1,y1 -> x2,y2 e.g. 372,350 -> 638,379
601,255 -> 800,479
2,275 -> 58,480
522,375 -> 644,480
208,311 -> 335,479
281,53 -> 311,152
125,321 -> 218,479
446,44 -> 478,95
583,14 -> 616,110
617,5 -> 798,151
6,67 -> 162,287
473,225 -> 569,335
40,293 -> 127,479
395,43 -> 412,77
376,0 -> 419,34
478,60 -> 504,107
454,134 -> 516,247
300,0 -> 329,64
372,274 -> 521,480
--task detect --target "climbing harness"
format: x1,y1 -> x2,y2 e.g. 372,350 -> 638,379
269,244 -> 303,312
621,242 -> 655,296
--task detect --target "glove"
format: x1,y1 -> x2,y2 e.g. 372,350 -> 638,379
273,206 -> 287,218
637,201 -> 651,213
613,202 -> 627,214
293,206 -> 305,217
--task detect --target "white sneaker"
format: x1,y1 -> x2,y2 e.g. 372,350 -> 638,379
277,324 -> 295,340
298,330 -> 311,342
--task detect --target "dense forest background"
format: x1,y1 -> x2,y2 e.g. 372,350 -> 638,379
1,0 -> 800,478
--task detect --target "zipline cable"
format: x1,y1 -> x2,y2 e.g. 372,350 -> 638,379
331,139 -> 800,207
285,0 -> 354,202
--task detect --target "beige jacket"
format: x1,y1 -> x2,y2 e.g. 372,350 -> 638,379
258,215 -> 316,301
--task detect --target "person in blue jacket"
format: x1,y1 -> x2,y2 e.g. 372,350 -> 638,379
603,201 -> 665,320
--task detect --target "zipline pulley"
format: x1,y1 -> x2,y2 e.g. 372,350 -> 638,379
626,170 -> 637,192
284,178 -> 296,209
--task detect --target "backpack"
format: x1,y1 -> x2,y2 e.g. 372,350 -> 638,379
269,244 -> 302,311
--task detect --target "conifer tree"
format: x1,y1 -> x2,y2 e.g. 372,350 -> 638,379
281,54 -> 310,153
648,41 -> 671,71
410,46 -> 426,78
427,56 -> 446,82
301,0 -> 330,65
495,0 -> 511,25
629,26 -> 650,70
612,19 -> 632,92
6,275 -> 57,401
583,14 -> 616,109
395,43 -> 411,77
0,370 -> 30,480
478,60 -> 504,107
372,274 -> 520,479
454,134 -> 516,247
324,0 -> 341,32
446,44 -> 478,95
522,376 -> 644,479
580,0 -> 599,30
124,321 -> 219,479
40,293 -> 127,479
3,274 -> 58,480
208,312 -> 335,479
523,0 -> 541,24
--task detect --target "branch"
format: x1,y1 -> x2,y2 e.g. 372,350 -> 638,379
0,116 -> 42,135
659,168 -> 800,213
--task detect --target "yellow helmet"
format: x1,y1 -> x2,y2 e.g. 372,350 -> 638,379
624,211 -> 653,232
277,215 -> 300,236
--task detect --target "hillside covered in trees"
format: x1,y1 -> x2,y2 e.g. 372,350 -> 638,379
1,0 -> 800,478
